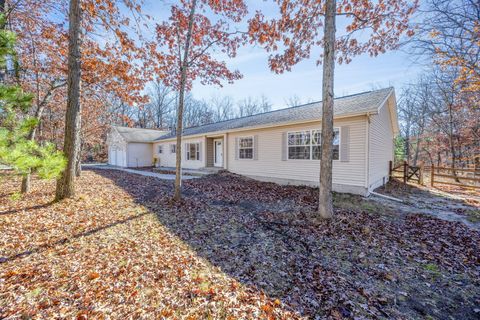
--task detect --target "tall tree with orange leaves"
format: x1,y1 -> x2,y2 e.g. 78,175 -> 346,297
8,0 -> 156,194
155,0 -> 247,201
249,0 -> 418,219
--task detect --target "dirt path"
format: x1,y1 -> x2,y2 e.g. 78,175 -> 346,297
374,182 -> 480,231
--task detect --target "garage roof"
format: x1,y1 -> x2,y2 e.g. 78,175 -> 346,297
114,126 -> 169,143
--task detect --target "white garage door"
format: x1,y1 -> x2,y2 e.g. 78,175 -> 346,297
109,146 -> 125,167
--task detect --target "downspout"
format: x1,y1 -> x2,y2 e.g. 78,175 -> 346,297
224,132 -> 228,170
364,113 -> 371,194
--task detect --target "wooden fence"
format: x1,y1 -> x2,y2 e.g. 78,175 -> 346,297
389,161 -> 423,184
389,161 -> 479,190
427,165 -> 480,189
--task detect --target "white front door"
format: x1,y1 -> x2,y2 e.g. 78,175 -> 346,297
214,140 -> 223,167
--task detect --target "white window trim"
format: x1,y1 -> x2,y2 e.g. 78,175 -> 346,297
238,136 -> 254,160
170,144 -> 176,154
186,143 -> 200,161
287,130 -> 312,160
158,145 -> 163,154
286,128 -> 341,161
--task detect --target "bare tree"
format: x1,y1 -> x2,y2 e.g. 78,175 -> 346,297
149,78 -> 174,128
411,0 -> 480,92
210,95 -> 236,122
237,95 -> 272,117
183,94 -> 214,127
259,94 -> 272,113
398,76 -> 433,165
285,95 -> 302,107
237,97 -> 259,117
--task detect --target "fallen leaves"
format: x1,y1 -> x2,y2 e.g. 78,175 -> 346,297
87,272 -> 100,280
0,169 -> 479,319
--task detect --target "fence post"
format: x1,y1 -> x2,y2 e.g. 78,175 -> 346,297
419,163 -> 424,185
430,164 -> 434,187
389,160 -> 392,180
403,161 -> 408,184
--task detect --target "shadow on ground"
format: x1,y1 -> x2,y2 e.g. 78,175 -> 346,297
92,168 -> 480,320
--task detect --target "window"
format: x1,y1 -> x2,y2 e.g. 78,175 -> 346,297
239,137 -> 253,159
186,143 -> 200,160
332,128 -> 340,160
288,131 -> 311,159
288,128 -> 340,160
158,145 -> 163,154
312,130 -> 321,160
170,144 -> 176,153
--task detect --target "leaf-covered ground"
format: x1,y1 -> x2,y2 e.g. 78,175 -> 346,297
1,169 -> 479,319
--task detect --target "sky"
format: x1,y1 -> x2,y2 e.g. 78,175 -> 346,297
144,0 -> 424,110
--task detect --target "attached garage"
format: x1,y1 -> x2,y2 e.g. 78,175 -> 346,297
106,126 -> 169,168
108,144 -> 126,167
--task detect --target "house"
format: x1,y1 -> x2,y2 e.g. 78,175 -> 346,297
109,87 -> 399,196
106,126 -> 169,167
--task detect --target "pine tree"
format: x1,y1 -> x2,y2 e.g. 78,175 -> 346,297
0,14 -> 66,194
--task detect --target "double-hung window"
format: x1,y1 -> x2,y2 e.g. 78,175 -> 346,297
288,128 -> 340,160
288,131 -> 311,159
239,137 -> 253,159
312,130 -> 322,160
332,129 -> 340,160
170,144 -> 176,153
158,145 -> 163,154
186,143 -> 200,160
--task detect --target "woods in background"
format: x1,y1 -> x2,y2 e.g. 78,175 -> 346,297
1,0 -> 478,202
397,0 -> 480,169
397,68 -> 479,168
110,88 -> 273,131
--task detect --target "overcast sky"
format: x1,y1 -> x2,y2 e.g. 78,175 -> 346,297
144,0 -> 424,109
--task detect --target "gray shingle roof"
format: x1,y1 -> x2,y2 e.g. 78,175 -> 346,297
158,87 -> 394,140
114,126 -> 169,142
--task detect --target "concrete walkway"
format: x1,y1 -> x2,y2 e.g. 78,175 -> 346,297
83,164 -> 198,181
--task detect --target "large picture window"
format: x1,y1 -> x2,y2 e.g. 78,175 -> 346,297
288,128 -> 339,160
186,143 -> 200,160
239,137 -> 253,159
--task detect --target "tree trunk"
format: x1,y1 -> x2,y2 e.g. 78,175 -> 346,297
0,0 -> 6,84
318,0 -> 336,219
20,100 -> 49,193
174,0 -> 197,201
75,139 -> 83,177
21,172 -> 30,193
413,135 -> 421,166
55,0 -> 82,201
404,133 -> 410,162
447,103 -> 459,182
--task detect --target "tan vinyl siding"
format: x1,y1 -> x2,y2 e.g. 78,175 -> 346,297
368,97 -> 395,190
126,143 -> 152,167
227,116 -> 368,189
153,137 -> 206,169
206,138 -> 214,167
